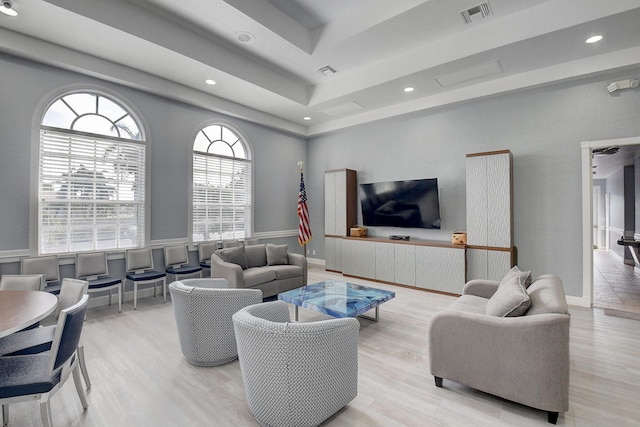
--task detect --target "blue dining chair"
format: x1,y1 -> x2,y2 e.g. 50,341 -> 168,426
124,248 -> 167,310
0,295 -> 90,427
164,244 -> 202,283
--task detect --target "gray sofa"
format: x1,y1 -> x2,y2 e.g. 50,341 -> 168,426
211,243 -> 307,298
428,272 -> 570,424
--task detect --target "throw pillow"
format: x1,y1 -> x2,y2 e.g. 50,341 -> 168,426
500,265 -> 533,289
266,244 -> 289,266
217,246 -> 248,270
486,274 -> 531,317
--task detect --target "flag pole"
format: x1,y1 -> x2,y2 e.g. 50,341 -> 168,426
297,161 -> 311,258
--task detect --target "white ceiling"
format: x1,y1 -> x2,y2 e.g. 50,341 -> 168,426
1,0 -> 640,136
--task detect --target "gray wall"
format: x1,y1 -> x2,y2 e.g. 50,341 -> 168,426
607,167 -> 626,259
0,53 -> 306,254
306,68 -> 640,297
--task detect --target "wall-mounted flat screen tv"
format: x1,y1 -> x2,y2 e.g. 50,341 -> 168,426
359,178 -> 441,229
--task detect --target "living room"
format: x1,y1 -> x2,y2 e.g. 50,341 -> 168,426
2,1 -> 640,426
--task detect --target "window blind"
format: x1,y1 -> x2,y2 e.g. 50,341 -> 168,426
39,128 -> 145,254
192,152 -> 251,242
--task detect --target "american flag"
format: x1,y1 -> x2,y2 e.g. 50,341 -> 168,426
297,170 -> 312,246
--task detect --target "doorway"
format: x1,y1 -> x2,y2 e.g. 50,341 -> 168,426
583,137 -> 640,315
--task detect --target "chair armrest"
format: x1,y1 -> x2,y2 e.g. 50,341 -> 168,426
462,279 -> 500,298
428,309 -> 570,412
287,252 -> 308,286
210,254 -> 243,288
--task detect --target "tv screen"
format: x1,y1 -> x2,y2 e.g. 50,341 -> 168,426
359,178 -> 441,229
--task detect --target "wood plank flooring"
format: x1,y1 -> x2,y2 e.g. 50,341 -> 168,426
6,266 -> 640,426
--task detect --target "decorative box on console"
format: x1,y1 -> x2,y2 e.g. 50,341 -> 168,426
350,226 -> 367,237
451,231 -> 467,245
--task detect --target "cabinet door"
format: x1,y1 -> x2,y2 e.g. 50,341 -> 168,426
375,242 -> 395,282
466,155 -> 488,246
394,244 -> 416,286
335,171 -> 347,236
324,172 -> 337,235
342,239 -> 375,279
325,237 -> 337,271
466,248 -> 488,281
415,246 -> 465,294
486,153 -> 511,248
487,250 -> 512,281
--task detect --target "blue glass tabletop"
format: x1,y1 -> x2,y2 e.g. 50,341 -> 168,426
278,280 -> 395,318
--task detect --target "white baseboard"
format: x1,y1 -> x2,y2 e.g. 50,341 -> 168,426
566,295 -> 590,307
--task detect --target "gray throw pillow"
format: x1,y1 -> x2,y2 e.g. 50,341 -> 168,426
216,246 -> 248,270
500,265 -> 533,289
486,274 -> 531,317
266,244 -> 289,266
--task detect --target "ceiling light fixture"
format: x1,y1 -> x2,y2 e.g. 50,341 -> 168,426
236,31 -> 255,44
303,116 -> 311,121
316,66 -> 337,77
586,35 -> 603,44
205,79 -> 216,85
0,0 -> 17,16
404,87 -> 415,93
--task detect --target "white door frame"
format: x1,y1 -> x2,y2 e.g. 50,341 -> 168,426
581,136 -> 640,308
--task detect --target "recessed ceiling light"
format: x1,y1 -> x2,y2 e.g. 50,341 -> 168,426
586,35 -> 603,44
404,86 -> 415,92
236,31 -> 255,44
205,79 -> 216,85
303,116 -> 311,121
0,0 -> 18,16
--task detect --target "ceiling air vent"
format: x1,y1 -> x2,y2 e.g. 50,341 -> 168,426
316,65 -> 337,76
460,2 -> 492,24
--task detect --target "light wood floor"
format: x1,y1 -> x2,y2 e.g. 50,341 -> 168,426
593,249 -> 640,315
7,267 -> 640,426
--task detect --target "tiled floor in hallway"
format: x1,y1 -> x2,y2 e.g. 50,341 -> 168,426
593,249 -> 640,315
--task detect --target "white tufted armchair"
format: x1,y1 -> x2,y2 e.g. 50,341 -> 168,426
232,301 -> 360,427
169,278 -> 262,366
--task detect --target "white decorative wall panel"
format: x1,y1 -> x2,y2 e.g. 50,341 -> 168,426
375,242 -> 395,282
415,246 -> 465,294
394,244 -> 416,286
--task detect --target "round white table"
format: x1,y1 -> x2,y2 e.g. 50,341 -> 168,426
0,290 -> 58,338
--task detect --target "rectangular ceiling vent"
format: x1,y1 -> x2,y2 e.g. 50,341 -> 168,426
460,2 -> 492,24
316,65 -> 337,76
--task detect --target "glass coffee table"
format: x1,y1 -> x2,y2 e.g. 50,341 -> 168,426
278,280 -> 395,322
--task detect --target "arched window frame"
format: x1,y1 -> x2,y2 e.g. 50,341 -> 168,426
37,90 -> 147,254
191,123 -> 253,243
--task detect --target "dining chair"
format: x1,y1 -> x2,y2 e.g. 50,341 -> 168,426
197,241 -> 219,272
244,238 -> 260,246
164,244 -> 202,283
0,274 -> 46,291
0,295 -> 90,427
0,278 -> 93,390
124,248 -> 167,310
21,255 -> 62,294
222,239 -> 240,248
76,251 -> 122,313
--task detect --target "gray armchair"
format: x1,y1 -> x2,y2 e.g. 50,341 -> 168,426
428,274 -> 570,424
168,279 -> 262,366
232,301 -> 359,427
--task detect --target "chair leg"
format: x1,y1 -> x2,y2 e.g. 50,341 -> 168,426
108,288 -> 112,307
547,411 -> 559,424
3,403 -> 9,427
39,400 -> 53,427
162,278 -> 167,303
117,284 -> 122,313
78,344 -> 92,389
72,362 -> 89,410
133,283 -> 138,310
434,376 -> 443,387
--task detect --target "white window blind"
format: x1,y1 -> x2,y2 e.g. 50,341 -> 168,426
192,153 -> 251,242
39,128 -> 146,253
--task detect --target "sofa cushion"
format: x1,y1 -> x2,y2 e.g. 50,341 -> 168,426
217,246 -> 248,270
526,274 -> 569,315
500,265 -> 532,289
447,294 -> 488,314
243,268 -> 277,288
245,244 -> 267,268
267,265 -> 303,280
486,274 -> 531,317
266,244 -> 289,266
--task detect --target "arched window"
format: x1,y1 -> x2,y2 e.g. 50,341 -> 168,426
192,124 -> 252,242
39,91 -> 146,254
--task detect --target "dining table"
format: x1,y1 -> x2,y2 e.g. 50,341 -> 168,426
0,290 -> 58,338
